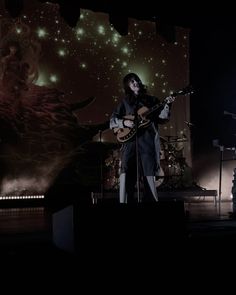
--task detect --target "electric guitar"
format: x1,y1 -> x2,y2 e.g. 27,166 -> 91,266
113,86 -> 194,143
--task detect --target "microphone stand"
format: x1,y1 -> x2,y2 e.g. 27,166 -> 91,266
99,130 -> 104,199
134,103 -> 141,203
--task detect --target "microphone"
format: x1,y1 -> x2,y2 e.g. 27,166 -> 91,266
184,120 -> 194,127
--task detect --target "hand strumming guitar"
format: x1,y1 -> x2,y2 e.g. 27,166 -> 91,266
123,119 -> 134,128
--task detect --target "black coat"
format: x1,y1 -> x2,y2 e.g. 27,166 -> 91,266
110,94 -> 171,176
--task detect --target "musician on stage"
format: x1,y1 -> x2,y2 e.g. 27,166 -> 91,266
109,73 -> 174,203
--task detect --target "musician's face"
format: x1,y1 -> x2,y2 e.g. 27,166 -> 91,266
9,46 -> 17,55
128,78 -> 140,95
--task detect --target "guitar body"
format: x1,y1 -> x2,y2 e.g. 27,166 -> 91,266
137,106 -> 151,128
113,107 -> 151,143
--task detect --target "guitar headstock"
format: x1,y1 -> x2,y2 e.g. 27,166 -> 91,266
172,85 -> 194,97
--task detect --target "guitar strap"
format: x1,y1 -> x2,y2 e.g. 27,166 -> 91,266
123,97 -> 144,115
123,98 -> 133,115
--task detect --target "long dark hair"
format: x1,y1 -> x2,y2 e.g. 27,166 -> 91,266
123,73 -> 147,104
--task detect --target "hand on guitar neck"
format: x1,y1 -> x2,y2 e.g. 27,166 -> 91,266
165,95 -> 175,104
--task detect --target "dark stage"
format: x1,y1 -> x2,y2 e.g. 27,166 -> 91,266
0,194 -> 235,265
1,194 -> 236,290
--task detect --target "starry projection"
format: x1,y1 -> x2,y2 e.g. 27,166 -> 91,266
2,0 -> 189,125
0,1 -> 190,195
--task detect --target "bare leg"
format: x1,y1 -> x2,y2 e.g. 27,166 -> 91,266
119,173 -> 127,203
146,176 -> 158,202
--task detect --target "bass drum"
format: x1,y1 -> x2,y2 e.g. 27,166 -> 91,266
104,149 -> 121,190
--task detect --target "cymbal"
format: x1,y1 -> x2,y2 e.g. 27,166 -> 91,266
160,136 -> 168,142
92,128 -> 118,144
163,135 -> 179,139
167,138 -> 188,143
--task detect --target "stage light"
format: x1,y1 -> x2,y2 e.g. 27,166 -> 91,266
0,195 -> 45,200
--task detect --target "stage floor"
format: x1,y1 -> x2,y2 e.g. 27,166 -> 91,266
0,200 -> 235,258
0,199 -> 235,281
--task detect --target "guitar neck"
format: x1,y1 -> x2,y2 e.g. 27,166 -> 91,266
115,87 -> 192,143
144,91 -> 181,117
144,98 -> 168,117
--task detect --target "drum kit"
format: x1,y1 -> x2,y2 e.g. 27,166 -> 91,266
90,129 -> 190,190
157,135 -> 189,188
92,128 -> 120,190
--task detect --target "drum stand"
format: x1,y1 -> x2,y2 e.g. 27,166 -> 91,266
98,130 -> 104,198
